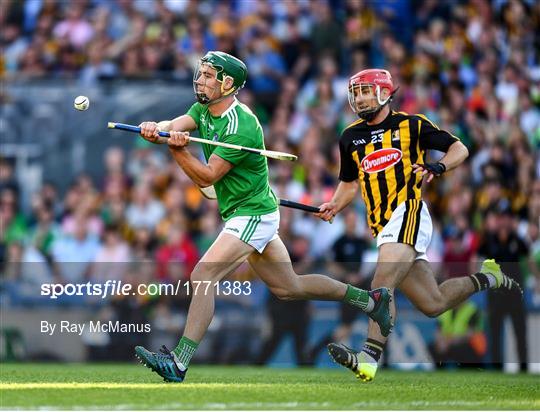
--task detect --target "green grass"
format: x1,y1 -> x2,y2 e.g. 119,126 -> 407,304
0,363 -> 538,410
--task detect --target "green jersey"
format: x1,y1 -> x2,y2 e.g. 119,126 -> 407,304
186,99 -> 278,220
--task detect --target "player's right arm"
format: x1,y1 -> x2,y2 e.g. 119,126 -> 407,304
317,134 -> 360,221
317,180 -> 359,221
139,115 -> 197,143
165,131 -> 234,187
159,114 -> 198,132
139,102 -> 203,143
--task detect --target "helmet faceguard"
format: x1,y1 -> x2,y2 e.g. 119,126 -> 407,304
193,62 -> 223,104
348,69 -> 397,121
193,51 -> 248,105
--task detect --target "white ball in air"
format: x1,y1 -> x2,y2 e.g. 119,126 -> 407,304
74,95 -> 90,111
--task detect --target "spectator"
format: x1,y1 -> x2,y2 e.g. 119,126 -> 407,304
476,200 -> 529,371
125,184 -> 165,230
442,214 -> 479,279
0,188 -> 27,252
17,44 -> 48,77
155,224 -> 198,282
131,227 -> 157,261
309,0 -> 343,65
27,204 -> 59,260
519,93 -> 540,146
429,300 -> 487,369
79,40 -> 117,86
89,224 -> 131,283
0,157 -> 19,195
2,22 -> 28,73
51,214 -> 100,284
244,29 -> 286,113
178,14 -> 216,59
53,3 -> 94,50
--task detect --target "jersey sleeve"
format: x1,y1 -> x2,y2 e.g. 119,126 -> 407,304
338,134 -> 359,182
416,114 -> 459,152
212,133 -> 251,166
186,102 -> 203,129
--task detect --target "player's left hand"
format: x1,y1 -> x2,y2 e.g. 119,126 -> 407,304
167,130 -> 190,149
412,162 -> 446,183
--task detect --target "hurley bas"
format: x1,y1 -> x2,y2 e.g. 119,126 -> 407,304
41,321 -> 151,336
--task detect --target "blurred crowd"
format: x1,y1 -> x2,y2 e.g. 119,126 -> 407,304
1,0 -> 539,365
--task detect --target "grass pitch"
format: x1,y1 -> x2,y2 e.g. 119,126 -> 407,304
0,363 -> 538,410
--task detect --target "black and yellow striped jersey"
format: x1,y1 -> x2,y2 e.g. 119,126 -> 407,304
339,110 -> 459,237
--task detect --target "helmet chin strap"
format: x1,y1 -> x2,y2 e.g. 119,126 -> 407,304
196,93 -> 211,104
207,93 -> 234,106
195,83 -> 236,106
358,105 -> 384,121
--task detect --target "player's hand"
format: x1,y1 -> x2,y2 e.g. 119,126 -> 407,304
412,162 -> 446,183
139,121 -> 161,144
316,202 -> 337,223
167,130 -> 190,150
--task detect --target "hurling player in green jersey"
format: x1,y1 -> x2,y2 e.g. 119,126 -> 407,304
134,51 -> 392,383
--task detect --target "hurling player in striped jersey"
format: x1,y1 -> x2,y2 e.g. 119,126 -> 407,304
317,68 -> 522,382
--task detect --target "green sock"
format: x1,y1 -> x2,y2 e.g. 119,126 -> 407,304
173,336 -> 199,367
343,284 -> 371,311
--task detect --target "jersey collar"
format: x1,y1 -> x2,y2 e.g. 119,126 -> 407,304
220,98 -> 239,118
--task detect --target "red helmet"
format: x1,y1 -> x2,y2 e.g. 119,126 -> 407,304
348,69 -> 397,117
